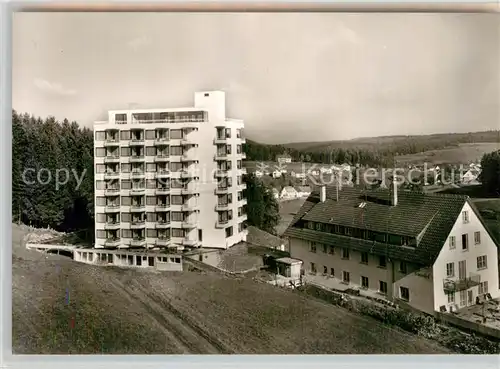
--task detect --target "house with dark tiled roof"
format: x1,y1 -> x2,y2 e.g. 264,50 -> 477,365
283,183 -> 499,315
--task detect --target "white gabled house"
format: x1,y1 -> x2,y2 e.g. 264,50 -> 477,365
272,170 -> 282,178
295,186 -> 312,198
280,186 -> 298,200
255,170 -> 264,178
284,184 -> 499,316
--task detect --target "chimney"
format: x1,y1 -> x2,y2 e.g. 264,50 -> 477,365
392,177 -> 398,206
320,185 -> 326,203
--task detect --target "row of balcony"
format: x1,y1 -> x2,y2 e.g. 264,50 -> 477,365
103,167 -> 246,179
102,186 -> 199,196
103,220 -> 198,230
214,152 -> 247,160
102,151 -> 247,163
215,199 -> 247,211
101,202 -> 199,212
103,236 -> 199,248
102,136 -> 199,146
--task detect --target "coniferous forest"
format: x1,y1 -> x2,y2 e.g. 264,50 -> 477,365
12,110 -> 94,237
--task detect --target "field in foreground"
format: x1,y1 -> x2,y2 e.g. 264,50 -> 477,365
12,225 -> 450,354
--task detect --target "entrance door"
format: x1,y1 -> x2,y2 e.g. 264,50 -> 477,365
467,290 -> 473,306
458,260 -> 466,279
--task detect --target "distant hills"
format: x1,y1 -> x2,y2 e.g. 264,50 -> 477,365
277,131 -> 500,153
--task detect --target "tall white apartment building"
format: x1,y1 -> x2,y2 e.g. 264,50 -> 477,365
93,91 -> 248,250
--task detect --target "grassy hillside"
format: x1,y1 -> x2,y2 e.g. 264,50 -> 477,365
395,143 -> 500,165
12,224 -> 450,354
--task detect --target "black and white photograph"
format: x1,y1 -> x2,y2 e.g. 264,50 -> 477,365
10,10 -> 500,355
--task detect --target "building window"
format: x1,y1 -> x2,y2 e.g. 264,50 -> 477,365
225,226 -> 233,238
446,262 -> 455,277
479,281 -> 489,295
342,271 -> 350,283
323,265 -> 328,275
400,287 -> 410,301
322,244 -> 328,253
309,242 -> 317,253
459,290 -> 466,306
477,255 -> 487,270
310,262 -> 317,274
449,236 -> 456,249
379,281 -> 387,294
447,292 -> 455,304
360,252 -> 368,264
461,234 -> 468,250
378,255 -> 387,268
462,211 -> 469,223
361,276 -> 369,288
330,268 -> 335,277
341,248 -> 349,260
474,231 -> 481,245
329,246 -> 335,254
399,261 -> 407,274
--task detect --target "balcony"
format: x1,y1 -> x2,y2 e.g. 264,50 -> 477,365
104,171 -> 120,180
104,187 -> 120,196
129,155 -> 145,162
130,187 -> 146,195
130,238 -> 146,247
129,138 -> 145,146
214,136 -> 227,144
214,153 -> 228,161
104,221 -> 120,230
104,156 -> 120,163
215,203 -> 230,211
130,220 -> 146,229
104,204 -> 120,212
241,152 -> 247,159
237,168 -> 247,175
180,170 -> 196,179
215,186 -> 230,195
156,170 -> 170,179
156,238 -> 171,247
237,183 -> 247,191
155,187 -> 170,195
104,238 -> 121,247
239,137 -> 246,144
215,219 -> 230,228
443,275 -> 481,293
238,198 -> 247,207
215,170 -> 231,178
156,220 -> 171,229
155,204 -> 170,212
154,137 -> 169,145
154,154 -> 170,162
104,138 -> 120,147
238,214 -> 248,222
131,170 -> 145,178
130,204 -> 146,212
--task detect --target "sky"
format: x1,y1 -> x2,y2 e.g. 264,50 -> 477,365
12,12 -> 499,144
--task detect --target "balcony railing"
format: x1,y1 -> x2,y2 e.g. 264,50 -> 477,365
215,203 -> 230,211
215,219 -> 230,228
443,274 -> 481,293
156,170 -> 170,178
130,238 -> 146,246
156,220 -> 171,229
104,221 -> 121,230
155,187 -> 170,194
155,154 -> 170,162
156,237 -> 171,246
214,153 -> 228,160
104,171 -> 120,179
129,155 -> 145,161
104,187 -> 120,195
155,204 -> 170,212
130,187 -> 146,194
131,170 -> 145,177
104,156 -> 120,163
130,203 -> 146,211
104,138 -> 120,146
131,118 -> 205,124
104,238 -> 121,246
104,204 -> 120,212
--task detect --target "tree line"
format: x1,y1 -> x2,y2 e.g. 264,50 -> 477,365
12,110 -> 94,235
244,130 -> 500,167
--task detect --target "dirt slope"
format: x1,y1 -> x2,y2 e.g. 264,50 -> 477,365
12,225 -> 450,354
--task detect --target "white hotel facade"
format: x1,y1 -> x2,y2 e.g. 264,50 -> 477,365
93,91 -> 248,250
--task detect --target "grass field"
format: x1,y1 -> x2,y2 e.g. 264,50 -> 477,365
12,224 -> 450,354
396,143 -> 499,165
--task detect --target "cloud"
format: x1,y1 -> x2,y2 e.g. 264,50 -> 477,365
33,78 -> 77,96
127,36 -> 151,51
